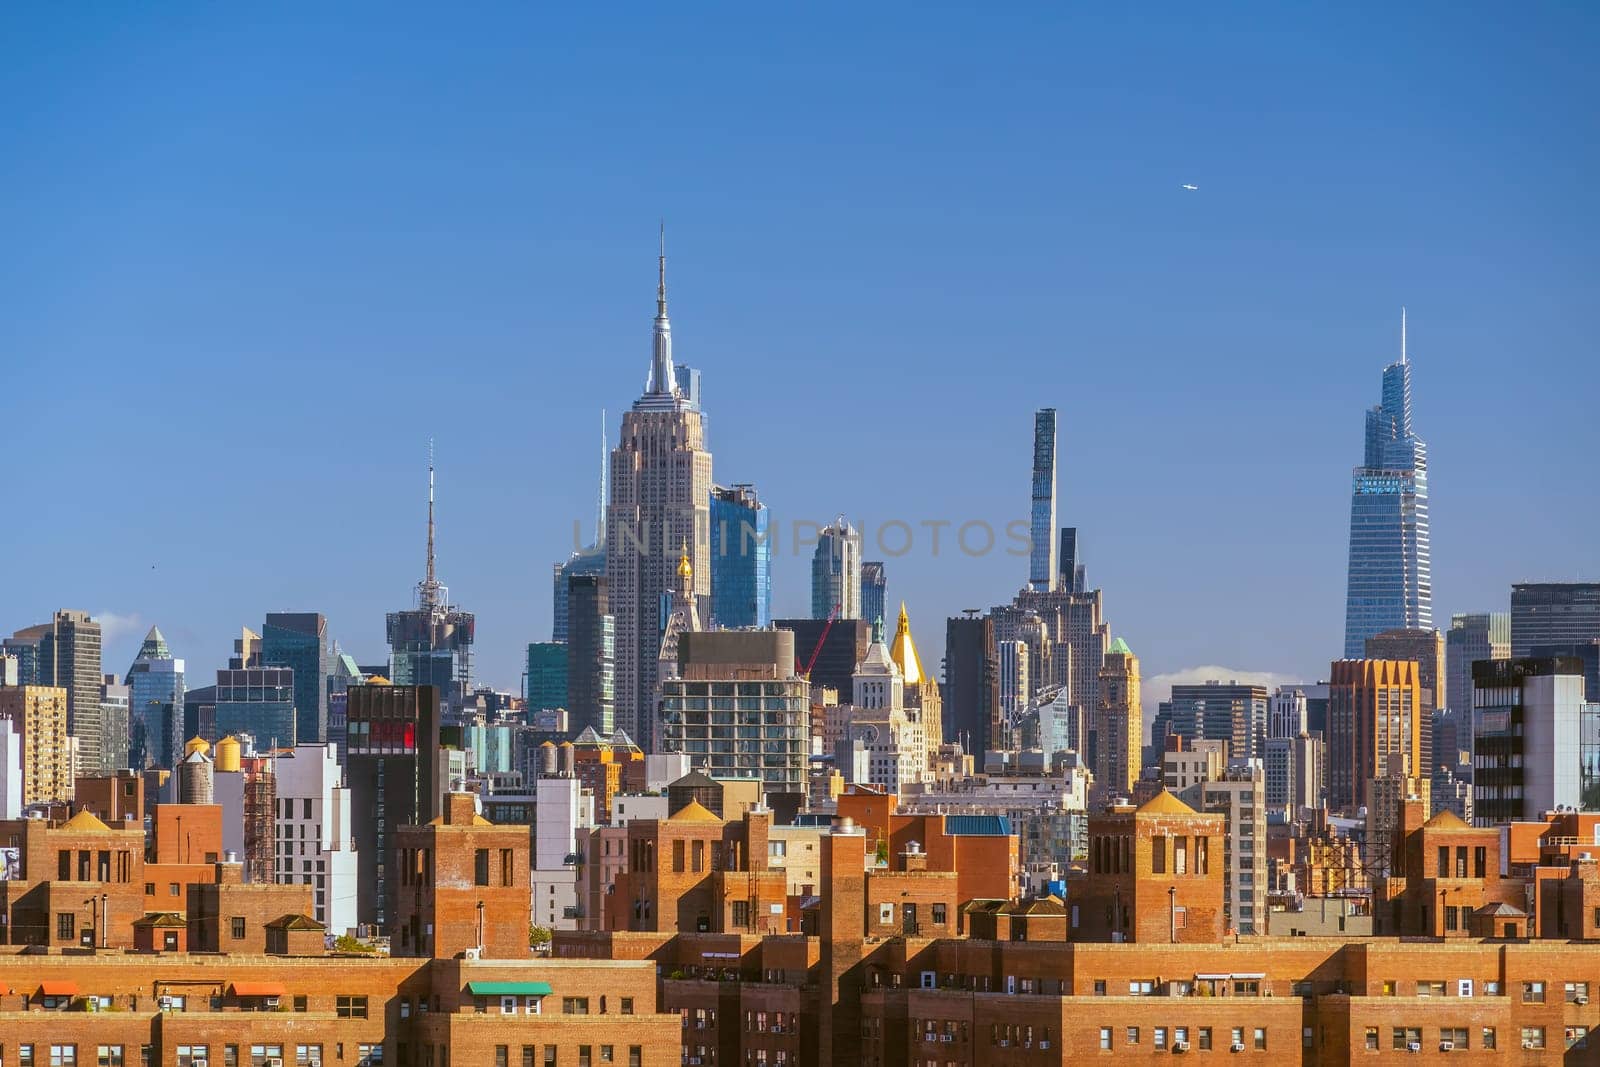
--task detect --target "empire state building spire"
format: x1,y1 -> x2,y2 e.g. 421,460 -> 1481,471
649,222 -> 676,396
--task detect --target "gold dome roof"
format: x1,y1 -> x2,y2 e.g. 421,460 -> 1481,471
889,602 -> 925,685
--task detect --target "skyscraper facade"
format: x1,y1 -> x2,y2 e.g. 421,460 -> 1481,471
525,642 -> 568,715
943,614 -> 997,757
1511,582 -> 1600,657
1343,315 -> 1431,658
811,519 -> 862,619
126,626 -> 184,771
99,675 -> 129,773
708,483 -> 771,629
1094,637 -> 1141,799
552,544 -> 606,644
1167,681 -> 1269,762
213,666 -> 296,746
36,610 -> 105,773
859,561 -> 886,630
1028,408 -> 1058,593
607,234 -> 712,748
1471,656 -> 1589,824
566,573 -> 615,737
0,685 -> 71,804
1445,612 -> 1510,716
386,459 -> 475,712
262,612 -> 331,745
1327,658 -> 1421,813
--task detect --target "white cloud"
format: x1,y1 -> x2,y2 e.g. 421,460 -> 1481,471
95,611 -> 146,644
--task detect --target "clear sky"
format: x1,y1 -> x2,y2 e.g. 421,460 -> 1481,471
4,3 -> 1596,712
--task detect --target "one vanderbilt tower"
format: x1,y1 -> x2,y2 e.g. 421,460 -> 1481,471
607,229 -> 713,750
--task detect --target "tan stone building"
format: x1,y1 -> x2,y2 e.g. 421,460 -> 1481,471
1094,637 -> 1142,799
0,684 -> 72,803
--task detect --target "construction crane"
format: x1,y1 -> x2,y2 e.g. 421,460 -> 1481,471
798,603 -> 840,680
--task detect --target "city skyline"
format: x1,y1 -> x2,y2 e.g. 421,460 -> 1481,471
5,5 -> 1597,709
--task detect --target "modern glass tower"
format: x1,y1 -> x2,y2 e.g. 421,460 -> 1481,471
127,625 -> 185,770
1029,409 -> 1058,592
709,483 -> 771,629
811,519 -> 862,619
1343,311 -> 1431,658
860,562 -> 887,631
262,612 -> 330,744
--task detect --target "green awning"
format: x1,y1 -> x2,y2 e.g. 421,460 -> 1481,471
467,981 -> 553,997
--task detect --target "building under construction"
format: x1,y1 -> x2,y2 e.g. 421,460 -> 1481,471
386,451 -> 474,712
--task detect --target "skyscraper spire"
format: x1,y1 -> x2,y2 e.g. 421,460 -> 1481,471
417,439 -> 445,614
596,408 -> 608,545
649,222 -> 676,396
1401,306 -> 1407,364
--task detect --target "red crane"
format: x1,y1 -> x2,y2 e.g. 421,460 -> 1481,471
799,603 -> 840,679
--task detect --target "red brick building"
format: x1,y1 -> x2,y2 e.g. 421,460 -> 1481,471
1075,790 -> 1225,943
394,791 -> 531,959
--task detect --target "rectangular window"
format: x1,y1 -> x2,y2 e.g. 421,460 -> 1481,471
522,1050 -> 535,1067
1566,982 -> 1590,1003
1521,1028 -> 1545,1050
501,849 -> 514,886
1524,982 -> 1545,1003
543,1049 -> 557,1067
177,1048 -> 208,1067
494,1049 -> 507,1067
1198,1029 -> 1212,1051
1481,1028 -> 1496,1050
672,841 -> 685,872
474,849 -> 490,886
599,1049 -> 612,1064
1440,1028 -> 1467,1049
578,1050 -> 591,1067
931,903 -> 947,924
1126,1028 -> 1139,1046
1254,1029 -> 1266,1051
1154,1029 -> 1168,1050
231,917 -> 246,940
57,913 -> 75,940
1152,835 -> 1166,874
97,1048 -> 123,1067
620,998 -> 634,1015
1364,1029 -> 1378,1051
1099,1028 -> 1112,1051
51,1048 -> 77,1067
563,997 -> 590,1015
337,996 -> 369,1018
628,1052 -> 641,1067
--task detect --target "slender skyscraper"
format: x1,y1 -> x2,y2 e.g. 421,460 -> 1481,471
127,626 -> 184,770
607,229 -> 713,747
1343,310 -> 1431,658
859,562 -> 887,631
811,519 -> 862,619
1029,409 -> 1058,593
709,483 -> 771,629
262,612 -> 331,744
386,449 -> 475,712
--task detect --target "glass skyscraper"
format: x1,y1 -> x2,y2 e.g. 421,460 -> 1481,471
1029,408 -> 1058,592
262,612 -> 330,744
1344,316 -> 1431,658
709,484 -> 771,629
860,561 -> 886,630
127,625 -> 184,769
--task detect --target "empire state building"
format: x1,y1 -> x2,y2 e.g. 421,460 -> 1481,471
606,232 -> 712,749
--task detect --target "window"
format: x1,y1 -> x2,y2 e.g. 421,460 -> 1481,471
620,997 -> 634,1015
145,883 -> 155,895
1524,981 -> 1545,1003
294,1046 -> 322,1066
628,1051 -> 641,1067
543,1049 -> 557,1067
495,1049 -> 507,1067
177,1048 -> 207,1067
563,997 -> 590,1015
1392,1028 -> 1420,1050
51,1048 -> 77,1067
1231,1029 -> 1244,1049
231,917 -> 246,940
97,1049 -> 123,1067
1440,1028 -> 1467,1049
731,901 -> 750,928
1364,1028 -> 1378,1051
20,1048 -> 34,1067
1154,1029 -> 1168,1051
1198,1029 -> 1212,1051
224,1049 -> 238,1067
57,913 -> 75,940
1093,980 -> 1106,996
337,996 -> 369,1018
1419,981 -> 1445,997
294,996 -> 307,1013
1099,1028 -> 1112,1051
1566,982 -> 1590,1003
1568,1027 -> 1590,1051
599,1050 -> 612,1064
170,883 -> 180,896
1126,1028 -> 1139,1046
931,903 -> 947,925
878,903 -> 894,925
1521,1027 -> 1545,1050
522,1050 -> 535,1067
1152,835 -> 1166,874
1481,1028 -> 1496,1051
474,849 -> 490,886
1254,1029 -> 1266,1051
578,1050 -> 591,1067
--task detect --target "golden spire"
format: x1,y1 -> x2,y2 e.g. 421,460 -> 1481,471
889,601 -> 925,685
677,539 -> 694,580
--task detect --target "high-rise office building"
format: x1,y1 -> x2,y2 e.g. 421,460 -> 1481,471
1166,681 -> 1269,762
709,483 -> 771,629
1446,612 -> 1510,715
859,561 -> 887,631
1343,312 -> 1431,658
1327,658 -> 1421,813
99,676 -> 129,772
607,232 -> 713,748
1189,764 -> 1266,935
525,642 -> 568,715
811,519 -> 862,619
1094,637 -> 1141,799
1365,627 -> 1446,713
213,667 -> 296,746
1058,527 -> 1085,593
1471,657 -> 1591,825
566,573 -> 615,737
1528,640 -> 1600,703
1268,686 -> 1308,740
30,611 -> 105,773
386,457 -> 475,713
997,639 -> 1030,729
552,544 -> 606,644
126,626 -> 184,771
0,685 -> 72,803
1028,408 -> 1058,592
943,614 -> 997,757
345,682 -> 441,929
271,742 -> 358,935
1512,582 -> 1600,657
262,612 -> 331,745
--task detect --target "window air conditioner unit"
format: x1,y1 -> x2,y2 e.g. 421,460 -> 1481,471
1578,995 -> 1590,1005
940,1034 -> 952,1043
1438,1042 -> 1454,1052
1230,1043 -> 1246,1053
463,947 -> 481,961
1407,1042 -> 1421,1053
1039,1041 -> 1050,1050
999,1040 -> 1010,1047
193,1060 -> 208,1067
1173,1042 -> 1190,1053
1522,1042 -> 1539,1050
267,1059 -> 285,1067
159,996 -> 172,1010
310,1060 -> 322,1067
264,998 -> 280,1009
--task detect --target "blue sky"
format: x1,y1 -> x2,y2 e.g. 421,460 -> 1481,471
3,4 -> 1596,709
